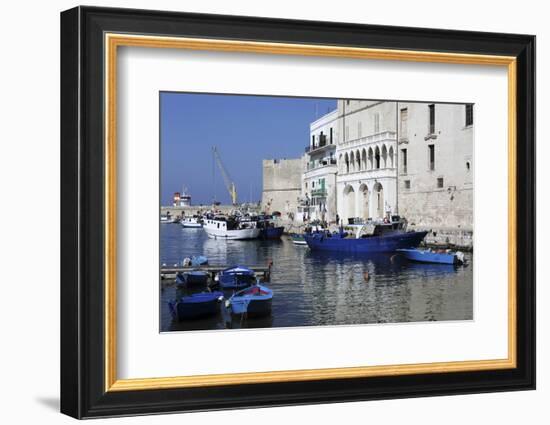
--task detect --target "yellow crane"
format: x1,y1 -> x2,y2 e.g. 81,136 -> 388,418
212,146 -> 238,205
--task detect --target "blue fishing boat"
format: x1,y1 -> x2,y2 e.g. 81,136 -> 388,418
175,270 -> 209,287
168,291 -> 224,320
226,284 -> 273,317
217,266 -> 257,289
259,225 -> 284,239
396,248 -> 465,265
304,217 -> 427,253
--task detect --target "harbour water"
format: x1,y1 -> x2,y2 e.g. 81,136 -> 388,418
160,224 -> 473,332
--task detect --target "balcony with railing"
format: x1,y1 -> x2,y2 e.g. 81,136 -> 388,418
311,188 -> 327,197
306,134 -> 335,155
305,158 -> 337,172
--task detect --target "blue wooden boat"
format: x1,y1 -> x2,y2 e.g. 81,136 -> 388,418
255,216 -> 284,239
396,248 -> 465,265
191,255 -> 208,266
175,270 -> 209,286
259,226 -> 284,239
217,266 -> 257,289
226,284 -> 273,317
304,217 -> 427,254
168,291 -> 224,320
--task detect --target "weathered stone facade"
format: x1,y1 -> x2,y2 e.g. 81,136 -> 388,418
396,102 -> 473,233
261,158 -> 302,218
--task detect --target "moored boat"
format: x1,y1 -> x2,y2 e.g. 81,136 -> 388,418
216,265 -> 257,289
255,215 -> 285,239
160,214 -> 178,223
203,216 -> 260,240
168,291 -> 224,320
182,255 -> 209,267
181,215 -> 203,228
304,217 -> 427,253
396,248 -> 465,265
175,270 -> 209,287
226,284 -> 273,317
290,233 -> 307,245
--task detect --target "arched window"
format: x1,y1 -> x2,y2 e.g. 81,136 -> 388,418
345,153 -> 350,173
368,147 -> 374,170
350,151 -> 355,173
375,146 -> 381,169
389,146 -> 395,168
381,145 -> 388,168
361,149 -> 367,171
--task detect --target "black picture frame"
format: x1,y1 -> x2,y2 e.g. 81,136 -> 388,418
61,5 -> 535,419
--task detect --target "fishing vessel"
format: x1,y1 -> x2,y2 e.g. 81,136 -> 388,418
168,291 -> 224,320
396,248 -> 465,265
304,217 -> 427,253
216,265 -> 257,289
181,215 -> 203,228
226,284 -> 273,317
203,216 -> 260,240
256,215 -> 285,239
160,214 -> 178,223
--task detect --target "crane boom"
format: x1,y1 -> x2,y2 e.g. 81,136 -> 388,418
212,146 -> 238,205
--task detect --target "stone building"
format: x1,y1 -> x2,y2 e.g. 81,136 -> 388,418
301,109 -> 339,222
396,102 -> 473,231
261,158 -> 302,218
335,100 -> 398,223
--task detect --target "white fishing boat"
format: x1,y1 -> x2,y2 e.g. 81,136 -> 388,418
203,216 -> 260,240
160,214 -> 177,223
181,215 -> 203,228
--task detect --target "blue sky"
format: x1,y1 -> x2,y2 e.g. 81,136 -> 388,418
160,92 -> 336,206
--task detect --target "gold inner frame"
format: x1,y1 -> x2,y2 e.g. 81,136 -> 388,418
104,33 -> 517,392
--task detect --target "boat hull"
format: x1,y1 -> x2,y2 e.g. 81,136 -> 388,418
204,227 -> 260,240
169,292 -> 223,320
176,271 -> 209,286
181,222 -> 202,228
304,231 -> 428,253
290,233 -> 307,245
231,298 -> 272,317
228,285 -> 273,317
259,226 -> 284,239
397,248 -> 460,264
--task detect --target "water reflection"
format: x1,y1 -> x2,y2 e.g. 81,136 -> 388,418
160,224 -> 472,332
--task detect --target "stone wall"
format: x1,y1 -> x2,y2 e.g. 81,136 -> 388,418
261,158 -> 302,217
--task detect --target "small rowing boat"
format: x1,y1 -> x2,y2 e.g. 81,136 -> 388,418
226,284 -> 273,317
396,248 -> 465,265
290,233 -> 307,245
168,291 -> 224,320
216,265 -> 257,289
175,270 -> 209,287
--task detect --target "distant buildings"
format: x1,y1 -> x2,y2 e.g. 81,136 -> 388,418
261,99 -> 473,233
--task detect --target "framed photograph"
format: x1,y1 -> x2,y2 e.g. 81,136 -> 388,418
60,6 -> 535,419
